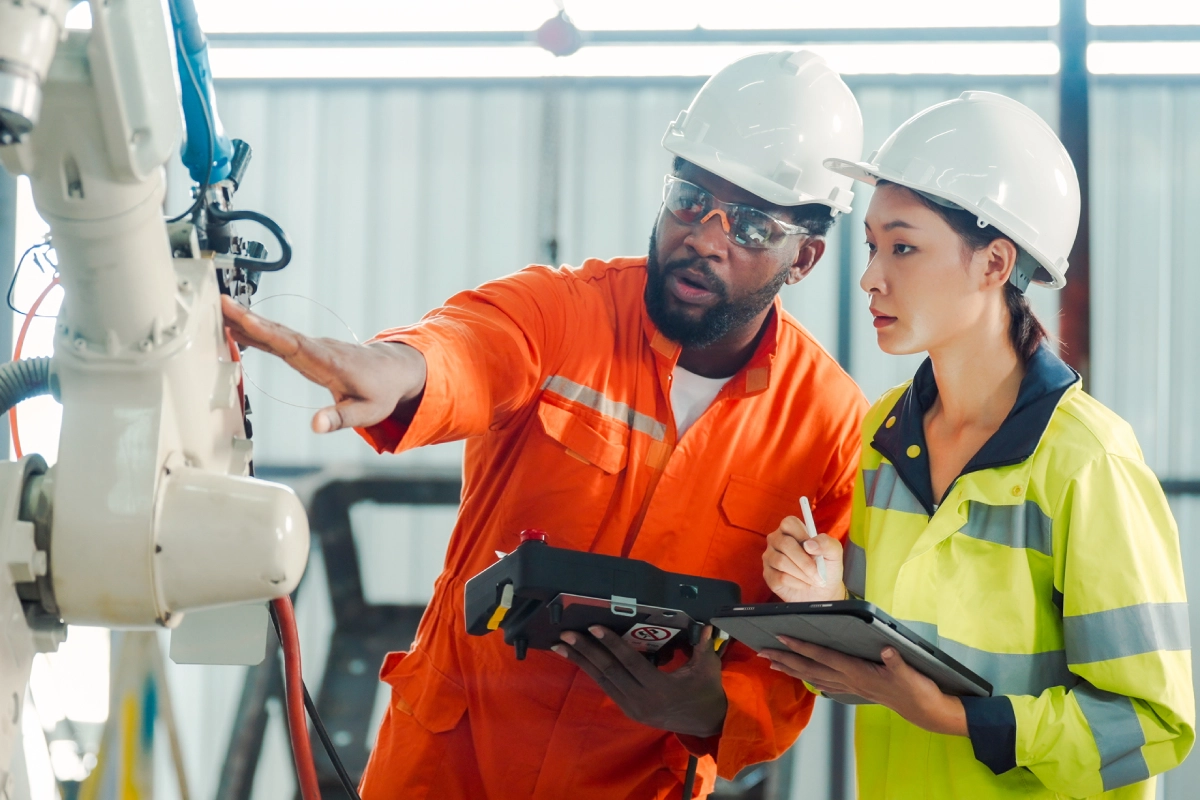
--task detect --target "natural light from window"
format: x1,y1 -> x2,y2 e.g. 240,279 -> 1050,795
1088,42 -> 1200,74
1087,0 -> 1200,25
64,1 -> 1200,78
66,0 -> 1061,33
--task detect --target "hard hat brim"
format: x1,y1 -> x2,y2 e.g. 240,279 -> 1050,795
821,157 -> 1068,290
668,138 -> 856,215
822,158 -> 882,188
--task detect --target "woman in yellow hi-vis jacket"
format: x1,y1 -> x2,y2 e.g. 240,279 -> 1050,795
760,91 -> 1194,799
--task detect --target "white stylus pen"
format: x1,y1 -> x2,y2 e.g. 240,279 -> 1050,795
799,496 -> 828,586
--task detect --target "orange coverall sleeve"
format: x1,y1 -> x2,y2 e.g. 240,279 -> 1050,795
685,415 -> 861,777
357,265 -> 570,454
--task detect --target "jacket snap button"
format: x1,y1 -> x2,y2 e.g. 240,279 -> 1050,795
906,445 -> 921,458
1011,485 -> 1023,496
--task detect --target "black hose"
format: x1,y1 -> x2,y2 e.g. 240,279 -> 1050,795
205,206 -> 293,272
0,357 -> 51,415
682,754 -> 698,799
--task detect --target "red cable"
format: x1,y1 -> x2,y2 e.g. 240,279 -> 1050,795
9,276 -> 61,460
272,596 -> 322,800
226,324 -> 321,799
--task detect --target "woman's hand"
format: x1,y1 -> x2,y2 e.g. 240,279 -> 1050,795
763,516 -> 846,602
761,637 -> 968,737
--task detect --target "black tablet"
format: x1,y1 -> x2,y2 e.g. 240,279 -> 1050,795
713,600 -> 992,704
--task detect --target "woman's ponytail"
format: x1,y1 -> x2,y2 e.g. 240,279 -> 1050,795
1003,282 -> 1048,361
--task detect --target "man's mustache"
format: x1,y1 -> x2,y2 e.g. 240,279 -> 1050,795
659,258 -> 728,298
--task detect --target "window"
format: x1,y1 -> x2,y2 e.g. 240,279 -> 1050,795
1088,0 -> 1200,25
68,0 -> 1061,34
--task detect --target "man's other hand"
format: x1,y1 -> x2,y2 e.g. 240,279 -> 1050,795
221,295 -> 427,433
552,625 -> 727,739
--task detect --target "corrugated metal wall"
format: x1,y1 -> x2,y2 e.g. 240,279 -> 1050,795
1091,80 -> 1200,794
155,77 -> 1199,799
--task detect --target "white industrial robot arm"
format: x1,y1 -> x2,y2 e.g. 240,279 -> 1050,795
0,0 -> 310,791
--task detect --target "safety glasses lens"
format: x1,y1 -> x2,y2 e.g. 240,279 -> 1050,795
727,211 -> 778,248
663,178 -> 709,223
662,177 -> 791,249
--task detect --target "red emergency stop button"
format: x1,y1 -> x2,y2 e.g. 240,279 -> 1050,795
519,529 -> 548,544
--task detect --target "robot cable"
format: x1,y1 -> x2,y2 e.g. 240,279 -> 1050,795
270,597 -> 324,800
8,275 -> 60,458
230,331 -> 362,799
165,24 -> 213,224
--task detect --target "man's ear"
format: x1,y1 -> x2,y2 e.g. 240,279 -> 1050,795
785,237 -> 826,285
981,238 -> 1019,290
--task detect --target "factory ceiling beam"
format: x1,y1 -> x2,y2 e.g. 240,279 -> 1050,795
205,24 -> 1200,48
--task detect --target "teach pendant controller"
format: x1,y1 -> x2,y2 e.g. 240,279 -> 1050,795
464,530 -> 741,660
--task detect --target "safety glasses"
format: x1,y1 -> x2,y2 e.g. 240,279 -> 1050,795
661,175 -> 810,249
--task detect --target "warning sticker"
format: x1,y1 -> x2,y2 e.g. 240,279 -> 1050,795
622,623 -> 682,653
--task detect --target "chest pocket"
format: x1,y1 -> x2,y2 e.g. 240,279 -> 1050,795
720,475 -> 799,535
705,475 -> 800,601
537,400 -> 628,474
494,399 -> 629,552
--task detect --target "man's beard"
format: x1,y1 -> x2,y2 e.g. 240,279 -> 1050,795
643,229 -> 789,349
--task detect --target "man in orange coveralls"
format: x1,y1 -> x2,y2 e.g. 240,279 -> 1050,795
223,50 -> 867,799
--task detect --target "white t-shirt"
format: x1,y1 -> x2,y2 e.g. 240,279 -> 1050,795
670,365 -> 730,438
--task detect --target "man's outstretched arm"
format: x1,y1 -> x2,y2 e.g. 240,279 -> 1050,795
222,294 -> 427,433
222,265 -> 570,450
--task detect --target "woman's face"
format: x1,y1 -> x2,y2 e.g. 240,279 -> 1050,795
860,183 -> 1010,356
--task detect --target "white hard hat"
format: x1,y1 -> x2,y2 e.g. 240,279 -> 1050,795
662,50 -> 864,215
824,91 -> 1080,289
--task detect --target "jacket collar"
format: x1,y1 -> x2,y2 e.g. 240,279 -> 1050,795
871,343 -> 1080,515
641,281 -> 781,399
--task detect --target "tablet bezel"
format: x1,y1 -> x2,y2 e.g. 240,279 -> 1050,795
713,600 -> 993,702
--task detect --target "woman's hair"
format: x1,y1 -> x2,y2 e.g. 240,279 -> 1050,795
876,180 -> 1047,361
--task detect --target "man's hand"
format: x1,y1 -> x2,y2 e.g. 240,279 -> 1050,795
221,295 -> 427,433
763,516 -> 846,603
760,637 -> 968,737
552,625 -> 727,739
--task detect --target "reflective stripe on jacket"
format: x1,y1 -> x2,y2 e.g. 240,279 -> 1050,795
355,257 -> 867,799
848,345 -> 1194,799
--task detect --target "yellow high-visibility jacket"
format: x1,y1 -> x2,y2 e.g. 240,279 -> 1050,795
846,345 -> 1194,799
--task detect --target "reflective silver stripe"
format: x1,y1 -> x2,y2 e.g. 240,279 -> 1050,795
943,644 -> 1075,699
862,463 -> 925,516
959,500 -> 1053,557
843,539 -> 867,597
541,376 -> 667,441
1065,602 -> 1191,665
899,619 -> 1076,697
1075,682 -> 1150,791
